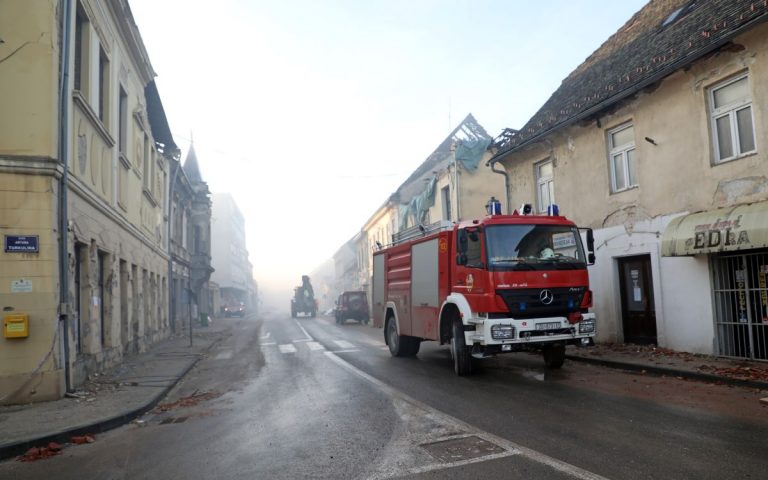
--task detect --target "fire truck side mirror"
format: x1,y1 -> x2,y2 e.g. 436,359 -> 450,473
585,228 -> 596,265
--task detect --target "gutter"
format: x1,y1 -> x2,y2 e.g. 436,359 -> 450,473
487,12 -> 768,166
489,161 -> 511,215
58,0 -> 74,392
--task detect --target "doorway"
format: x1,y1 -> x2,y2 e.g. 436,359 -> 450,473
618,255 -> 657,344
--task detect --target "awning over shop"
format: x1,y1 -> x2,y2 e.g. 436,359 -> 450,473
661,200 -> 768,256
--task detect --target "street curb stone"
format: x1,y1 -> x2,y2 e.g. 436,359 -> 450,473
0,334 -> 225,462
565,354 -> 768,390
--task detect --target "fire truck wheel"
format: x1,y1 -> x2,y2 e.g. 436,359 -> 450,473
543,344 -> 565,368
451,321 -> 473,376
386,317 -> 419,357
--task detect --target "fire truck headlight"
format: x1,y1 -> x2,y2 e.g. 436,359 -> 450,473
578,319 -> 596,334
491,324 -> 515,340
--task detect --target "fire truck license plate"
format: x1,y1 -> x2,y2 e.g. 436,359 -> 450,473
535,322 -> 561,331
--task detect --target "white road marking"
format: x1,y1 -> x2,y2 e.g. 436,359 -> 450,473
294,319 -> 313,341
260,342 -> 276,346
333,340 -> 356,349
306,341 -> 325,351
278,344 -> 297,354
292,339 -> 313,343
380,346 -> 391,351
260,332 -> 271,340
324,352 -> 610,480
331,349 -> 359,354
214,350 -> 234,360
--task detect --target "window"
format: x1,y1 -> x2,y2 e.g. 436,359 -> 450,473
485,224 -> 586,271
118,87 -> 128,154
74,7 -> 88,93
143,134 -> 151,189
441,185 -> 452,221
98,47 -> 110,123
608,123 -> 637,192
709,74 -> 756,163
457,228 -> 483,267
535,160 -> 554,213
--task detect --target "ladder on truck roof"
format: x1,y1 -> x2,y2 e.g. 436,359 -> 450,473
391,220 -> 453,246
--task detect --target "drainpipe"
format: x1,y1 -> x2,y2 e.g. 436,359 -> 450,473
58,0 -> 74,392
489,159 -> 511,215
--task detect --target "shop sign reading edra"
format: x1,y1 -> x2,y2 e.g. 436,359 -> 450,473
4,235 -> 39,253
661,201 -> 768,256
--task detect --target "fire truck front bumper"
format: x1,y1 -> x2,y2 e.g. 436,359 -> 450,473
466,313 -> 596,352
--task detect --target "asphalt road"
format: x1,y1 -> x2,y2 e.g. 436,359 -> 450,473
2,309 -> 767,479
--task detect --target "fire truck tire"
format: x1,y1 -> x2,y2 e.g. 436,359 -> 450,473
451,321 -> 473,376
543,344 -> 565,368
386,317 -> 419,357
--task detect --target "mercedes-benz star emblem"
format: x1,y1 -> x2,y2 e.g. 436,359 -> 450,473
539,289 -> 554,305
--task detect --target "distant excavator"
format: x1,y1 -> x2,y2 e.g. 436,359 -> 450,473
291,275 -> 317,318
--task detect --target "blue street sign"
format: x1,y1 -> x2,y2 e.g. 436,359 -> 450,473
4,235 -> 39,253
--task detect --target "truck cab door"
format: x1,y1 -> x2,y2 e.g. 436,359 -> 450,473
455,227 -> 488,296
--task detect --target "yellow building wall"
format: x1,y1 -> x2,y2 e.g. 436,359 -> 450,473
427,152 -> 506,222
0,173 -> 63,403
0,0 -> 171,404
0,0 -> 59,157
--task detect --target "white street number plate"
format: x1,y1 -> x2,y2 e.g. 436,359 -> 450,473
535,322 -> 561,331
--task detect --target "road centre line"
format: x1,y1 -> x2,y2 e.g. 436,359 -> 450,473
324,351 -> 610,480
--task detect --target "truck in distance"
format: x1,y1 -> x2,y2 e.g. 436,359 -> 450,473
372,202 -> 596,375
291,275 -> 317,318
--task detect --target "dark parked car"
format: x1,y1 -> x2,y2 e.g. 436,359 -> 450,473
335,291 -> 369,325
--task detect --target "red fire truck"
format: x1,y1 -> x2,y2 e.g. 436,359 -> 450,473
372,204 -> 596,375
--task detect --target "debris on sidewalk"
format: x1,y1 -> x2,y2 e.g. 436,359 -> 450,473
71,435 -> 96,445
17,442 -> 62,462
698,365 -> 768,382
154,390 -> 223,412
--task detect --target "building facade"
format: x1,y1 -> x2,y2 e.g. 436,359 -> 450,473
489,0 -> 768,360
210,193 -> 255,312
168,144 -> 213,330
1,0 -> 176,404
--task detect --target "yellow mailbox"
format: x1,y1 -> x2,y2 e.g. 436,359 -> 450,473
4,313 -> 29,338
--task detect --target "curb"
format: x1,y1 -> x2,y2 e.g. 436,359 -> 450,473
565,354 -> 768,390
0,334 -> 225,462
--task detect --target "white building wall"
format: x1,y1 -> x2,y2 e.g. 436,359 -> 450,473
590,213 -> 715,354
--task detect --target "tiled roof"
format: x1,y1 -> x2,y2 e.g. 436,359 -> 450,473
493,0 -> 768,157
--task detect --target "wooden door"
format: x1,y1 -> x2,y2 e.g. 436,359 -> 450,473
618,255 -> 657,344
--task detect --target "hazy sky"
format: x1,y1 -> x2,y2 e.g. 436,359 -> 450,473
129,0 -> 647,304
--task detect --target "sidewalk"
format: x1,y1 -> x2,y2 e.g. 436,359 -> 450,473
0,321 -> 231,461
566,343 -> 768,390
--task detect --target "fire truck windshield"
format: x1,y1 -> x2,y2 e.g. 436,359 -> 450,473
485,224 -> 587,271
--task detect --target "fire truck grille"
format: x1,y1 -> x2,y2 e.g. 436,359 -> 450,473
495,288 -> 585,319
